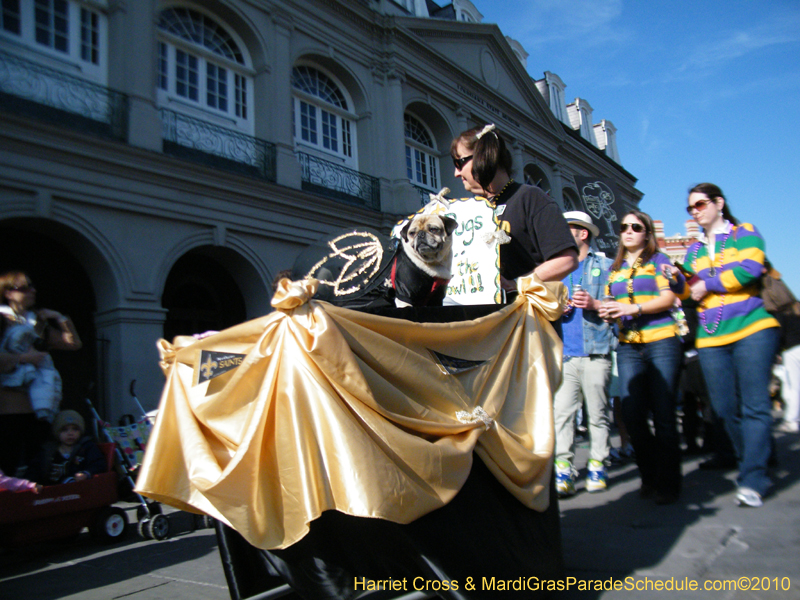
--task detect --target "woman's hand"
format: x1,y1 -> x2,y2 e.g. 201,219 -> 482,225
690,279 -> 708,302
661,264 -> 679,281
600,301 -> 638,319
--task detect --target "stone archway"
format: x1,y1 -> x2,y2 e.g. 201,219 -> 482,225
523,164 -> 551,196
0,222 -> 97,413
162,249 -> 247,342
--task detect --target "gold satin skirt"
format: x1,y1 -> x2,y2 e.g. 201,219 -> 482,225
136,275 -> 566,550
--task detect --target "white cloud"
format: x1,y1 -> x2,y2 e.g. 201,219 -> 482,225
674,8 -> 800,74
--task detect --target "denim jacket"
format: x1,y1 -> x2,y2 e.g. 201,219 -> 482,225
569,251 -> 617,356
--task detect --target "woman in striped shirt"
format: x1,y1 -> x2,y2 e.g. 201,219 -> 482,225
671,183 -> 779,508
599,210 -> 683,504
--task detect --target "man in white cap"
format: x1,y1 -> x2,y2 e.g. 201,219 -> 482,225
554,211 -> 616,497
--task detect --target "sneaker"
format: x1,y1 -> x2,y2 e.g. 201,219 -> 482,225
585,459 -> 607,493
736,487 -> 763,508
555,460 -> 576,498
776,421 -> 799,433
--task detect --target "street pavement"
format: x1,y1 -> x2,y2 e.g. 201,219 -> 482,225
2,427 -> 799,600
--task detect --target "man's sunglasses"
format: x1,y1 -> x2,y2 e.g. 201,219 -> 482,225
452,155 -> 473,170
620,223 -> 645,233
9,285 -> 34,293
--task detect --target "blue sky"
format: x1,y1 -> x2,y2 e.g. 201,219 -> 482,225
476,0 -> 800,293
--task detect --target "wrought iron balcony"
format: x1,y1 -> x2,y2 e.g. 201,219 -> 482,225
296,151 -> 380,211
160,109 -> 276,182
0,49 -> 127,140
413,184 -> 439,206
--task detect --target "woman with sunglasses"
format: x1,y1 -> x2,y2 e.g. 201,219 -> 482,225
599,210 -> 684,504
450,124 -> 577,297
0,270 -> 81,477
667,183 -> 779,508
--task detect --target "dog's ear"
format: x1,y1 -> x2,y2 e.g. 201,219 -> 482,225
441,216 -> 458,236
399,219 -> 413,242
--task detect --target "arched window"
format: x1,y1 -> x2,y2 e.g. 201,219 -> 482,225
524,165 -> 551,196
292,65 -> 356,165
157,7 -> 252,131
0,0 -> 107,82
404,113 -> 439,192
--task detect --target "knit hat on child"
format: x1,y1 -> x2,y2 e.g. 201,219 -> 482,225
52,410 -> 85,437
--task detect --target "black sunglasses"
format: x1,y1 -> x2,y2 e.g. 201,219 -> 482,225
452,155 -> 473,170
9,284 -> 34,293
620,223 -> 645,233
686,198 -> 715,214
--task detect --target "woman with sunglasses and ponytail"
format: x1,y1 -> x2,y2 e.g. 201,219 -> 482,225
450,124 -> 577,298
666,183 -> 779,508
599,210 -> 684,504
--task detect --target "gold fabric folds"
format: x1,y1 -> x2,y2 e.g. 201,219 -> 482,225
136,275 -> 566,550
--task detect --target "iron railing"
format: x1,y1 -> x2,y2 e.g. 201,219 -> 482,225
296,151 -> 380,211
413,184 -> 440,206
0,49 -> 127,140
160,108 -> 276,182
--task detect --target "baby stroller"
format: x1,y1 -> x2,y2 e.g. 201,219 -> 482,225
87,381 -> 170,541
0,442 -> 128,545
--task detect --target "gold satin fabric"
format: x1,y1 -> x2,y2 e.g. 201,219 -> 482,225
136,275 -> 566,550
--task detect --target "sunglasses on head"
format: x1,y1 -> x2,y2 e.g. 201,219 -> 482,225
686,198 -> 715,214
620,223 -> 645,233
452,155 -> 473,170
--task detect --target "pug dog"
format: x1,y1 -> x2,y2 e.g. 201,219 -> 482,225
392,213 -> 458,307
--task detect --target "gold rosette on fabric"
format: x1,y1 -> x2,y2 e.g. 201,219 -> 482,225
136,275 -> 565,550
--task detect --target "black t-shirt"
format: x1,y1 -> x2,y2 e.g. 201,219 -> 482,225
494,183 -> 576,280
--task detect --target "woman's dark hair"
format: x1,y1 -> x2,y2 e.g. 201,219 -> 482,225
450,125 -> 513,191
688,182 -> 738,225
611,210 -> 660,272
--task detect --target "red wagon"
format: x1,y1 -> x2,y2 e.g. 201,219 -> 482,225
0,443 -> 128,545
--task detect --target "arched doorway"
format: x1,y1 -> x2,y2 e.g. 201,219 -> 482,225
162,250 -> 247,342
0,223 -> 97,412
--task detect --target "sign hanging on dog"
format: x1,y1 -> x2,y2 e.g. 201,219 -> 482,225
393,195 -> 503,305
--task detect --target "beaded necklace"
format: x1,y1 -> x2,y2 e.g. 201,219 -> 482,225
492,178 -> 514,202
622,256 -> 643,343
693,229 -> 731,335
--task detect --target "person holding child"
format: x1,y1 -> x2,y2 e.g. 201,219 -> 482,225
0,270 -> 82,423
27,410 -> 106,485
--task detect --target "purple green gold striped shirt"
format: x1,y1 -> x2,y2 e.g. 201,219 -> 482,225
680,222 -> 778,348
606,252 -> 678,344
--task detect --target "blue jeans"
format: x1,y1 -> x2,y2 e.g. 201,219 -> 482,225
617,337 -> 683,496
698,327 -> 780,496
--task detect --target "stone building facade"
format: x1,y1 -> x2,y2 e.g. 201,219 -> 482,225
0,0 -> 640,417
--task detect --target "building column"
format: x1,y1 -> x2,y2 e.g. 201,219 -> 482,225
511,141 -> 524,182
551,164 -> 565,208
268,16 -> 302,189
380,68 -> 418,215
108,0 -> 161,151
94,306 -> 167,420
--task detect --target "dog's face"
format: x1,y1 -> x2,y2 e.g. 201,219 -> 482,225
400,214 -> 458,265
